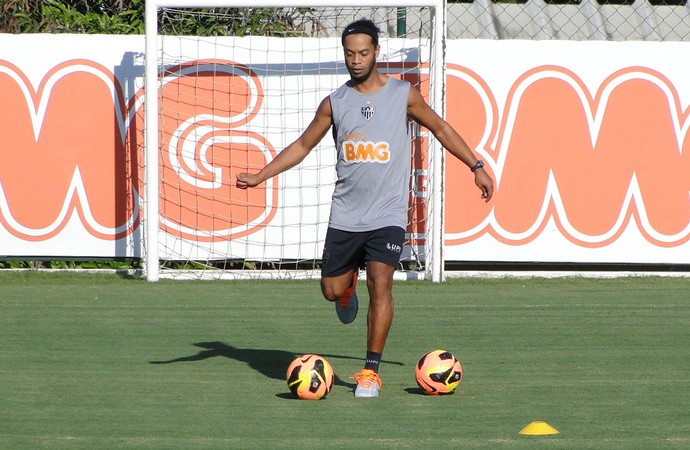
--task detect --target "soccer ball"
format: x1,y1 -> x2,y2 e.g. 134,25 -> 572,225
286,354 -> 335,400
415,349 -> 463,395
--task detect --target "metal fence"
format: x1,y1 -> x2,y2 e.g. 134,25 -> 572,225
315,2 -> 690,41
446,0 -> 690,40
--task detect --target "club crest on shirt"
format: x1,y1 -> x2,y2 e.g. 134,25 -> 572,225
361,105 -> 375,121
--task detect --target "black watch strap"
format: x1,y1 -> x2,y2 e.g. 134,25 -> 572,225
470,160 -> 484,172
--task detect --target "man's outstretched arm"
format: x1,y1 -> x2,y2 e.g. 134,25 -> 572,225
236,96 -> 333,189
407,87 -> 494,202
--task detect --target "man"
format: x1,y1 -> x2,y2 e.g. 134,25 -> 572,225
236,19 -> 494,398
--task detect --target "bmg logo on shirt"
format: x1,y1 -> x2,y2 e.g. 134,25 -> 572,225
343,140 -> 390,163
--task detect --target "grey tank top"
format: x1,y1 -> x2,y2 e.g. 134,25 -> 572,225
328,78 -> 411,232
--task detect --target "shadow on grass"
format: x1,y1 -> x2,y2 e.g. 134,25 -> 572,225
404,387 -> 427,395
404,387 -> 457,396
149,341 -> 401,389
151,341 -> 297,380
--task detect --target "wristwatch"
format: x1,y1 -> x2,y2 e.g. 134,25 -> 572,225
470,160 -> 484,172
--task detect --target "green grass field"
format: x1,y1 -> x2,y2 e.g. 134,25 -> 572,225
1,272 -> 688,449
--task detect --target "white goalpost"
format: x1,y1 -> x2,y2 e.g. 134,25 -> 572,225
144,0 -> 446,282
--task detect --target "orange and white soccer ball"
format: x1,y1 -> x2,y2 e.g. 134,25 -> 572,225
415,349 -> 463,395
286,354 -> 335,400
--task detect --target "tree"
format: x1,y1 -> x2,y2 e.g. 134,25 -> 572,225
0,1 -> 313,36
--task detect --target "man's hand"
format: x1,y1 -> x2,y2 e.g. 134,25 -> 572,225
474,170 -> 494,202
235,172 -> 263,190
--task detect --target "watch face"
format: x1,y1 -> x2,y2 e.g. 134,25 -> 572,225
472,160 -> 484,172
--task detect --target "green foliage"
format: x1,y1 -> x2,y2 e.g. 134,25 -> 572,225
1,0 -> 144,34
159,7 -> 315,37
0,0 -> 313,35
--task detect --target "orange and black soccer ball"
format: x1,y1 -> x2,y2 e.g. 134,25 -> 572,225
286,354 -> 335,400
415,349 -> 463,395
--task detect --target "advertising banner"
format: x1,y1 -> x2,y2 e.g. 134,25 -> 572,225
0,35 -> 688,264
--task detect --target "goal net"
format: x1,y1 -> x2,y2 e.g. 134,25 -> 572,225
143,1 -> 445,281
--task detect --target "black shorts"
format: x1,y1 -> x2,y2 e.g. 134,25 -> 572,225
321,226 -> 405,278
